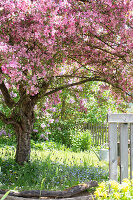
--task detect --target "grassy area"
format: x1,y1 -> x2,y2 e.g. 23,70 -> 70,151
0,141 -> 109,191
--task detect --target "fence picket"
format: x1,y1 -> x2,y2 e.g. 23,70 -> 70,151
120,123 -> 128,182
130,123 -> 133,179
109,123 -> 118,181
108,113 -> 133,182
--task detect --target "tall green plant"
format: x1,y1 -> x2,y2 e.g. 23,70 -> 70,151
70,129 -> 92,152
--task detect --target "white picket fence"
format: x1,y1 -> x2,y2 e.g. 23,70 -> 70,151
108,113 -> 133,182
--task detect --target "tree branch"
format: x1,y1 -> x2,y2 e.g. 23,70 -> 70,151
86,31 -> 116,49
85,42 -> 126,60
67,55 -> 113,69
44,76 -> 102,96
0,82 -> 15,108
0,111 -> 7,123
0,111 -> 20,127
44,74 -> 132,102
19,82 -> 27,97
105,80 -> 133,98
30,81 -> 50,104
53,75 -> 92,78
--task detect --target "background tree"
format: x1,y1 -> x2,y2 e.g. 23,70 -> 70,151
0,0 -> 132,164
31,81 -> 128,145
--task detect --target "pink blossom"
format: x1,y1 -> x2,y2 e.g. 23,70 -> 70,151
49,119 -> 54,123
0,0 -> 132,121
1,66 -> 9,74
41,123 -> 46,129
40,134 -> 45,138
10,91 -> 17,98
46,132 -> 51,135
33,129 -> 38,132
69,98 -> 75,104
55,119 -> 59,123
8,133 -> 11,138
51,107 -> 56,112
34,105 -> 37,110
0,130 -> 6,136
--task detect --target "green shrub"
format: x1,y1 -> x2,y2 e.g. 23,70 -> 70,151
31,140 -> 44,150
70,129 -> 92,152
31,140 -> 68,151
49,120 -> 76,146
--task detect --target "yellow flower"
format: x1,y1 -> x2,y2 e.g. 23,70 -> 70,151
122,178 -> 131,185
102,191 -> 107,199
113,192 -> 120,199
121,182 -> 129,193
110,180 -> 119,191
94,188 -> 102,197
99,182 -> 106,190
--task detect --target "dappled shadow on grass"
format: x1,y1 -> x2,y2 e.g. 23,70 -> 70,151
0,151 -> 109,191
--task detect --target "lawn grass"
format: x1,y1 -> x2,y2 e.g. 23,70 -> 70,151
0,140 -> 109,191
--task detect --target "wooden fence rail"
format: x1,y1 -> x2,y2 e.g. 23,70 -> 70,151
107,113 -> 133,182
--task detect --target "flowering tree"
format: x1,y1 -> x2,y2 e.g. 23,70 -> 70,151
0,0 -> 132,164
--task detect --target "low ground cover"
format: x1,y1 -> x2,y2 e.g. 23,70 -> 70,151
0,140 -> 109,191
95,179 -> 133,200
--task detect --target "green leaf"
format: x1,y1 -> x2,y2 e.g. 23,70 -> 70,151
1,190 -> 10,200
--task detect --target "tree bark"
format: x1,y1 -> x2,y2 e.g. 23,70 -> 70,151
61,96 -> 66,120
14,97 -> 34,165
15,127 -> 31,164
0,181 -> 98,198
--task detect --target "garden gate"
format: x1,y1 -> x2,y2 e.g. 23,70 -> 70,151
107,113 -> 133,182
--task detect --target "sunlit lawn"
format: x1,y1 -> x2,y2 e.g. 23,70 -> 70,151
0,141 -> 109,191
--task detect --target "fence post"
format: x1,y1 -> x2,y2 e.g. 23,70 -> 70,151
120,123 -> 128,182
107,113 -> 133,182
108,123 -> 118,181
131,123 -> 133,179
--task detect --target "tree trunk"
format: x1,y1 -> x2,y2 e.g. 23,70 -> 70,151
61,96 -> 66,120
14,97 -> 34,165
15,127 -> 31,165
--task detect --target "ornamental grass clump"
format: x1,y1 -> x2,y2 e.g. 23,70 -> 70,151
94,178 -> 133,200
